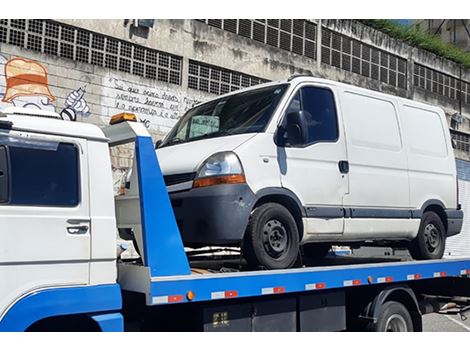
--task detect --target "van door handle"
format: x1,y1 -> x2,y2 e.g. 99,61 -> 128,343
66,219 -> 90,235
67,225 -> 89,235
338,160 -> 349,174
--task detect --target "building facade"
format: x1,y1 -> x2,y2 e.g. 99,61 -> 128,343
0,19 -> 469,255
1,19 -> 470,162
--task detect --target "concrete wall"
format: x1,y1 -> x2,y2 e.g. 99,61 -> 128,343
0,45 -> 212,129
0,23 -> 213,168
1,19 -> 469,164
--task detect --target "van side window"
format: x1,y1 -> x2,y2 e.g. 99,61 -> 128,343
0,142 -> 80,207
301,87 -> 339,144
286,87 -> 339,145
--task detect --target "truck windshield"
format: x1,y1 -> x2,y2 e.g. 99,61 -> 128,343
159,84 -> 288,147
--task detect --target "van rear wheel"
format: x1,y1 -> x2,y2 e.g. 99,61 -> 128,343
243,203 -> 299,270
409,211 -> 446,260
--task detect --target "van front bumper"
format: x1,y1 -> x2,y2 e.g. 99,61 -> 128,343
446,209 -> 464,237
169,183 -> 256,247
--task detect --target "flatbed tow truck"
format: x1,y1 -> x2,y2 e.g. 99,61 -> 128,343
0,109 -> 469,332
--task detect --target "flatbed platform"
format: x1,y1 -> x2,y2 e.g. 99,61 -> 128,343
118,256 -> 470,306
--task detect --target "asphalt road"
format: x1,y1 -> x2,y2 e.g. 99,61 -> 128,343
423,313 -> 470,332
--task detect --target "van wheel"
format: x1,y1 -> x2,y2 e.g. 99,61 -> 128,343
302,243 -> 331,259
409,211 -> 446,260
243,203 -> 299,270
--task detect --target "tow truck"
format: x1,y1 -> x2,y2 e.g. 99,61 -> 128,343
0,108 -> 469,332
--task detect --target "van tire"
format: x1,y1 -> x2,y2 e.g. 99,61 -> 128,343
243,203 -> 299,269
302,243 -> 331,259
409,211 -> 446,260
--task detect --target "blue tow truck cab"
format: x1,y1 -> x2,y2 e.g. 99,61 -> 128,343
0,108 -> 469,332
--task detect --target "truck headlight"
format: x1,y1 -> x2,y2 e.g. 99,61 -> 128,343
193,152 -> 246,188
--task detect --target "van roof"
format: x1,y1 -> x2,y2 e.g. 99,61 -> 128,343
215,76 -> 444,114
279,76 -> 445,113
0,112 -> 108,142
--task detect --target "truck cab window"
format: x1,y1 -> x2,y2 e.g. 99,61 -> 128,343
0,146 -> 9,203
6,142 -> 80,207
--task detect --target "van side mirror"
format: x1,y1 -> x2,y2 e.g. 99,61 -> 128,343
451,138 -> 457,149
0,146 -> 9,203
286,111 -> 308,146
155,139 -> 162,149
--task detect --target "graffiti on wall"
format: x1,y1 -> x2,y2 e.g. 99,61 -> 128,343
0,55 -> 90,121
61,87 -> 91,121
0,56 -> 55,111
1,55 -> 209,132
102,74 -> 203,133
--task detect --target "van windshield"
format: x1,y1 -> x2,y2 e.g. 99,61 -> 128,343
159,84 -> 288,148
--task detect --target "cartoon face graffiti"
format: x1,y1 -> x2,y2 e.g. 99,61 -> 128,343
1,57 -> 56,111
0,55 -> 91,120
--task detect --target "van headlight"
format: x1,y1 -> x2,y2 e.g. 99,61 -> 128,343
193,152 -> 246,188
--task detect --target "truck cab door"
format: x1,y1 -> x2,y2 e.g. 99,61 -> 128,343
0,132 -> 91,319
278,85 -> 349,240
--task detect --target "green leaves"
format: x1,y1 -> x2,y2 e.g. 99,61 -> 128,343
360,20 -> 470,68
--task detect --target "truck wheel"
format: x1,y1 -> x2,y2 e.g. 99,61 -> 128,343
367,301 -> 413,332
243,203 -> 299,270
302,243 -> 331,259
409,211 -> 446,260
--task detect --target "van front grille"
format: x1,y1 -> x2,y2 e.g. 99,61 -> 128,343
163,172 -> 196,186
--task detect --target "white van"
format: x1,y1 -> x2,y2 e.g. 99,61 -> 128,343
156,75 -> 463,269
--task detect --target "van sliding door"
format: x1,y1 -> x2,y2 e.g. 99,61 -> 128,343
340,90 -> 412,240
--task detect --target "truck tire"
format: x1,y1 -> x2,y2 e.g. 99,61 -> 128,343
367,301 -> 413,332
243,203 -> 299,270
302,243 -> 331,259
409,211 -> 446,260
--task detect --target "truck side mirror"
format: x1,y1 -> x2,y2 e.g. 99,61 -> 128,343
286,111 -> 308,146
451,138 -> 457,149
155,139 -> 162,149
0,146 -> 9,203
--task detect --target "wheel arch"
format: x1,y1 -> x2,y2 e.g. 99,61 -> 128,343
421,200 -> 448,233
253,187 -> 305,240
26,314 -> 101,332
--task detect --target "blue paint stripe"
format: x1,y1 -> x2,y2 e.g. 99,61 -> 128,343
0,284 -> 122,332
149,259 -> 470,305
